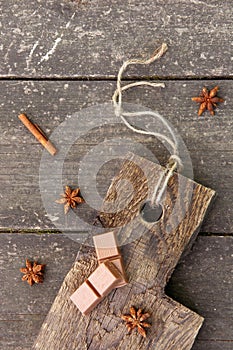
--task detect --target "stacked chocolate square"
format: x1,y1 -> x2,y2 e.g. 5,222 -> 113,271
70,231 -> 128,315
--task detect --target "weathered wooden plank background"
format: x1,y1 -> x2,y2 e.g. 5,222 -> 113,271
0,81 -> 232,233
1,0 -> 233,78
0,0 -> 232,349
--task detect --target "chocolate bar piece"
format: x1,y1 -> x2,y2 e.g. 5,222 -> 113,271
70,261 -> 122,315
70,281 -> 101,315
93,231 -> 128,287
93,231 -> 120,261
88,261 -> 122,296
108,257 -> 128,287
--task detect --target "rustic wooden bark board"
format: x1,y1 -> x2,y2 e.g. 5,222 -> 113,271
1,0 -> 233,78
0,80 -> 232,233
0,233 -> 232,350
33,153 -> 215,350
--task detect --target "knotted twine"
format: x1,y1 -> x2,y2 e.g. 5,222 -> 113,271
112,43 -> 183,207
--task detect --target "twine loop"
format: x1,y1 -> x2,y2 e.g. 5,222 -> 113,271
112,43 -> 183,207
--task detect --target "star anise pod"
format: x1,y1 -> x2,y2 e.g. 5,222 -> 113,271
56,186 -> 84,214
121,306 -> 151,338
20,259 -> 45,286
192,86 -> 224,116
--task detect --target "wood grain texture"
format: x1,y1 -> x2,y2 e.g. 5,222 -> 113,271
0,80 -> 232,233
1,0 -> 233,78
0,1 -> 232,349
166,236 -> 233,350
33,153 -> 215,350
0,233 -> 77,350
0,233 -> 232,350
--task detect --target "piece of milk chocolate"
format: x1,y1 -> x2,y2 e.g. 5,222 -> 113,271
106,257 -> 128,287
93,231 -> 128,288
93,231 -> 120,261
70,281 -> 101,316
88,261 -> 122,296
70,261 -> 122,315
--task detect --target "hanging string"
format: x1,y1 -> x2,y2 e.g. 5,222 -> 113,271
112,43 -> 183,207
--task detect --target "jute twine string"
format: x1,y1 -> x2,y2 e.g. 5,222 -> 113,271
112,43 -> 183,207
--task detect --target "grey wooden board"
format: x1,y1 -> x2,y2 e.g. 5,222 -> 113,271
0,80 -> 232,233
0,233 -> 78,350
1,0 -> 233,78
0,233 -> 232,349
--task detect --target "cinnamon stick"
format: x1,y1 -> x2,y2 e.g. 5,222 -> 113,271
18,113 -> 57,156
